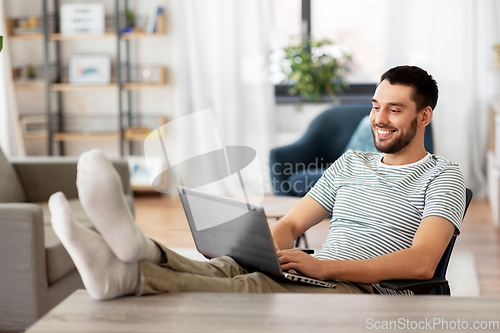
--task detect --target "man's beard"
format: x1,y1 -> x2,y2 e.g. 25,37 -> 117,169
371,116 -> 418,154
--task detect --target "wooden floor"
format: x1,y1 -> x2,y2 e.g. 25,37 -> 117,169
453,199 -> 500,296
134,194 -> 500,296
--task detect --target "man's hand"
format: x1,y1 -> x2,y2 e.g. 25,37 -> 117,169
278,249 -> 325,280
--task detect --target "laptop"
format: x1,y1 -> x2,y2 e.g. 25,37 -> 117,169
177,186 -> 336,289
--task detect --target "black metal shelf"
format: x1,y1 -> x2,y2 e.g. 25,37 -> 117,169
41,0 -> 166,156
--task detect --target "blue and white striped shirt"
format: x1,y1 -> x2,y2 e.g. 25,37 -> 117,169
307,150 -> 466,294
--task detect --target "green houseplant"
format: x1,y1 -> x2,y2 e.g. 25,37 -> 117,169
125,9 -> 135,29
277,39 -> 351,105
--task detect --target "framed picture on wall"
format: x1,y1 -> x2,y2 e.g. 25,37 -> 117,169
69,54 -> 111,84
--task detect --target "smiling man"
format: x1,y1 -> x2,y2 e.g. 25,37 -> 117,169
48,65 -> 466,298
272,65 -> 465,294
370,66 -> 435,164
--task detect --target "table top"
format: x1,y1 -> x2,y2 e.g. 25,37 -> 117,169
27,290 -> 500,333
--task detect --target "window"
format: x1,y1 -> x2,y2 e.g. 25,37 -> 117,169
311,0 -> 389,83
271,0 -> 389,86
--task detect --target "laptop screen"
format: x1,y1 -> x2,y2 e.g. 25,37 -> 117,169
178,186 -> 282,276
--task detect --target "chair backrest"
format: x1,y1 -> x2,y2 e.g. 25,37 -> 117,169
433,188 -> 473,295
298,104 -> 435,162
299,104 -> 373,163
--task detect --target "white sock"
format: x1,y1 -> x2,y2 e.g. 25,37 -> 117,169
49,192 -> 139,301
76,149 -> 161,263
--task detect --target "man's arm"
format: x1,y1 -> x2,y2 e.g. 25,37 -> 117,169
270,195 -> 330,250
278,215 -> 455,283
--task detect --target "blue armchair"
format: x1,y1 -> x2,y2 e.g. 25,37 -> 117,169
269,104 -> 434,196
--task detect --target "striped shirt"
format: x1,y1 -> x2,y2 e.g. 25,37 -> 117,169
307,150 -> 466,294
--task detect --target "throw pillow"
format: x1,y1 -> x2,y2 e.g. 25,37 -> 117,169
343,115 -> 378,153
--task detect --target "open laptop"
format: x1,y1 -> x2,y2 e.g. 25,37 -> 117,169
177,186 -> 336,289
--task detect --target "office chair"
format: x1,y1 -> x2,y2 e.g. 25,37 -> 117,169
379,188 -> 473,295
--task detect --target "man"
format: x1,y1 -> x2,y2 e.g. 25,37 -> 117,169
49,65 -> 465,299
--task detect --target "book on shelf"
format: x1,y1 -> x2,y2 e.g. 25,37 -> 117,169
7,16 -> 43,36
156,8 -> 164,34
146,5 -> 164,34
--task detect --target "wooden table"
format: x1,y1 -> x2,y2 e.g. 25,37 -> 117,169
27,290 -> 500,332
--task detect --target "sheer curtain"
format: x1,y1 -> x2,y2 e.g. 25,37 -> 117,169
0,3 -> 25,157
385,0 -> 498,198
169,0 -> 275,166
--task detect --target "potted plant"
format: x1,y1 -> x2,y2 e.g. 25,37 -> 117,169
274,39 -> 351,106
27,64 -> 36,80
125,9 -> 135,29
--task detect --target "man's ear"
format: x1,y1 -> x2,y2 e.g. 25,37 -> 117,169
419,106 -> 433,128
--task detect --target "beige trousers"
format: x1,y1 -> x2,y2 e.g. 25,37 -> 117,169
137,246 -> 373,295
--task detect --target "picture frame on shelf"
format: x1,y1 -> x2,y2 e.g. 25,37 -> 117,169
69,54 -> 111,85
126,156 -> 167,191
60,3 -> 105,34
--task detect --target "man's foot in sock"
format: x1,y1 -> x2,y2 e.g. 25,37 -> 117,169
77,149 -> 161,263
49,192 -> 139,300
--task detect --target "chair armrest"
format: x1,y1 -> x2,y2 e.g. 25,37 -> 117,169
379,276 -> 448,295
0,203 -> 48,331
11,157 -> 132,203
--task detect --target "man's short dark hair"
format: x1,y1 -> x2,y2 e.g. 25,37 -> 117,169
380,65 -> 438,111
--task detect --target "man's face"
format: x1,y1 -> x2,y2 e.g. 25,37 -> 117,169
369,80 -> 420,154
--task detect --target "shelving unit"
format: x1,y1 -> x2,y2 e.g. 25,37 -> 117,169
9,33 -> 44,40
52,133 -> 120,141
50,83 -> 119,91
9,0 -> 167,157
9,32 -> 165,41
14,81 -> 45,90
49,32 -> 117,41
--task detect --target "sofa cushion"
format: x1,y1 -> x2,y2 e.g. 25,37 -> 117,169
0,148 -> 26,203
38,199 -> 93,284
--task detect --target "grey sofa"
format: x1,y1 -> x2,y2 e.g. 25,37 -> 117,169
0,148 -> 134,332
